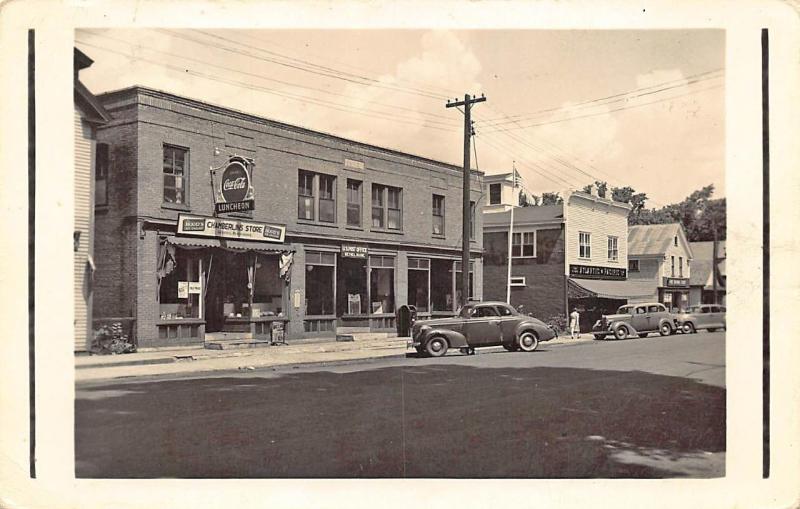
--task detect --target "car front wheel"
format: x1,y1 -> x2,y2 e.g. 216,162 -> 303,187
425,337 -> 448,357
518,331 -> 539,352
614,325 -> 629,340
682,322 -> 696,334
659,322 -> 673,336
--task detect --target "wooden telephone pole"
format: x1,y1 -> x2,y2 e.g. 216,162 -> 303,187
447,93 -> 486,307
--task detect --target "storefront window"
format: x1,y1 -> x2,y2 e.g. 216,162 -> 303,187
369,255 -> 395,314
158,248 -> 201,319
305,251 -> 335,315
408,258 -> 430,312
431,259 -> 453,312
252,255 -> 284,317
337,256 -> 367,315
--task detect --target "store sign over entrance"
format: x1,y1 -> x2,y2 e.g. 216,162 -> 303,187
569,264 -> 626,280
178,214 -> 285,243
341,245 -> 368,258
663,277 -> 690,288
212,155 -> 255,213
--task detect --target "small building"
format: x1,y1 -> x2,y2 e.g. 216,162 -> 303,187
483,185 -> 642,331
483,172 -> 526,213
93,86 -> 483,348
688,240 -> 726,306
73,49 -> 111,351
627,223 -> 694,311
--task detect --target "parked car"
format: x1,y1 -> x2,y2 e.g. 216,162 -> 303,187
408,301 -> 556,357
675,304 -> 727,333
592,302 -> 677,340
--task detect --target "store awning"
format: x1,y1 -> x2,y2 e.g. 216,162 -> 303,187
568,278 -> 655,301
167,236 -> 292,254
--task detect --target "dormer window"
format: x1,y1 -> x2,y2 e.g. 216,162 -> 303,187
674,235 -> 678,247
489,183 -> 501,205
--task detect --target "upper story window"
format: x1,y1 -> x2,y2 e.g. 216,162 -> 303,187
607,236 -> 618,261
298,170 -> 336,223
674,235 -> 678,247
95,142 -> 109,207
372,184 -> 402,231
628,259 -> 640,272
671,255 -> 675,277
579,232 -> 591,259
512,231 -> 536,258
163,144 -> 188,206
679,256 -> 684,277
346,179 -> 362,227
489,183 -> 501,205
432,194 -> 445,236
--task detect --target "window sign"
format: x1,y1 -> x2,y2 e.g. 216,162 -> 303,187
177,281 -> 189,299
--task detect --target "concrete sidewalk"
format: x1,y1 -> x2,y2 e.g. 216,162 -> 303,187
75,333 -> 594,383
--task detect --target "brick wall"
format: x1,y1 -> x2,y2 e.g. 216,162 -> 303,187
482,226 -> 566,320
94,108 -> 138,320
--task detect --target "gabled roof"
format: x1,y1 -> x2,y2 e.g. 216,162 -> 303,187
75,79 -> 112,124
628,223 -> 691,257
483,204 -> 564,227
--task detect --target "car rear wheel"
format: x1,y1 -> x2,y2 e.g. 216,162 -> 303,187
682,322 -> 696,334
614,325 -> 629,340
659,322 -> 673,336
425,337 -> 448,357
518,331 -> 539,352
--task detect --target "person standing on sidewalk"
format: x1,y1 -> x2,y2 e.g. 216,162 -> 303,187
569,308 -> 580,339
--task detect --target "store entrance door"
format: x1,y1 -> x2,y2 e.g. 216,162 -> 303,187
337,257 -> 367,319
204,251 -> 249,333
205,256 -> 226,333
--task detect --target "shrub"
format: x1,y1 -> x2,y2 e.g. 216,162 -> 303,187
544,315 -> 568,335
90,322 -> 136,355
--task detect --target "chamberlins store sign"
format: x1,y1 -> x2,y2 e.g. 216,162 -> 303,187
177,214 -> 285,243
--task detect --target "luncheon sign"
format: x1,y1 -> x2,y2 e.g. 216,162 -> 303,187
211,155 -> 255,213
177,214 -> 285,243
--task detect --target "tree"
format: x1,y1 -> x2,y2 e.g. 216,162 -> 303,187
540,192 -> 563,205
629,184 -> 726,241
581,180 -> 608,198
610,186 -> 649,220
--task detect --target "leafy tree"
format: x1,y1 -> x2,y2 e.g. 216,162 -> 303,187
540,192 -> 563,205
581,180 -> 608,198
629,184 -> 726,241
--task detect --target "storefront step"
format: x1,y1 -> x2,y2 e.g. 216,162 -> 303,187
336,327 -> 372,334
204,339 -> 273,350
205,332 -> 254,341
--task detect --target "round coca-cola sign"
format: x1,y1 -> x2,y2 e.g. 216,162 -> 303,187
220,160 -> 250,202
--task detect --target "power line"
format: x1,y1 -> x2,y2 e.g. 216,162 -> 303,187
479,69 -> 724,127
77,30 -> 460,127
485,83 -> 724,134
164,29 -> 446,101
75,41 -> 460,133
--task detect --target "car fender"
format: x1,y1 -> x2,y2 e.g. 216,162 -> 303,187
425,328 -> 468,348
514,320 -> 556,342
611,321 -> 639,335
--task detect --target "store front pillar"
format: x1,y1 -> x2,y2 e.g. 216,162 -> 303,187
395,251 -> 408,308
288,245 -> 306,338
136,229 -> 159,348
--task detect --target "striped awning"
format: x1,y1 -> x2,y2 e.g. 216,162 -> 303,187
168,235 -> 292,254
568,278 -> 655,300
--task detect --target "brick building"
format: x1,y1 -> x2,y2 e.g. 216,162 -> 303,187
483,186 -> 651,331
73,49 -> 111,351
93,86 -> 483,348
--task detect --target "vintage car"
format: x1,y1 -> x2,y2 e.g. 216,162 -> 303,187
408,301 -> 556,357
592,302 -> 677,340
674,304 -> 727,333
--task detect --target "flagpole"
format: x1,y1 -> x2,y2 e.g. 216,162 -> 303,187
506,203 -> 514,304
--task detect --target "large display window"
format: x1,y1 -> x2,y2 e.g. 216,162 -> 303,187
431,258 -> 454,312
369,255 -> 395,314
306,251 -> 335,315
157,247 -> 202,319
407,257 -> 430,312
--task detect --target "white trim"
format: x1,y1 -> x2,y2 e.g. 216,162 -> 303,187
509,276 -> 526,287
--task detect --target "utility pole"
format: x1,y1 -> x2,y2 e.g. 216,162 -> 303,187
447,93 -> 486,307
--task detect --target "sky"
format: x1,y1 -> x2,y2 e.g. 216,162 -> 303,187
76,29 -> 725,207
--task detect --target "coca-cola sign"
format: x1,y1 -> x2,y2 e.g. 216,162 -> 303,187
212,155 -> 255,213
220,161 -> 250,202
